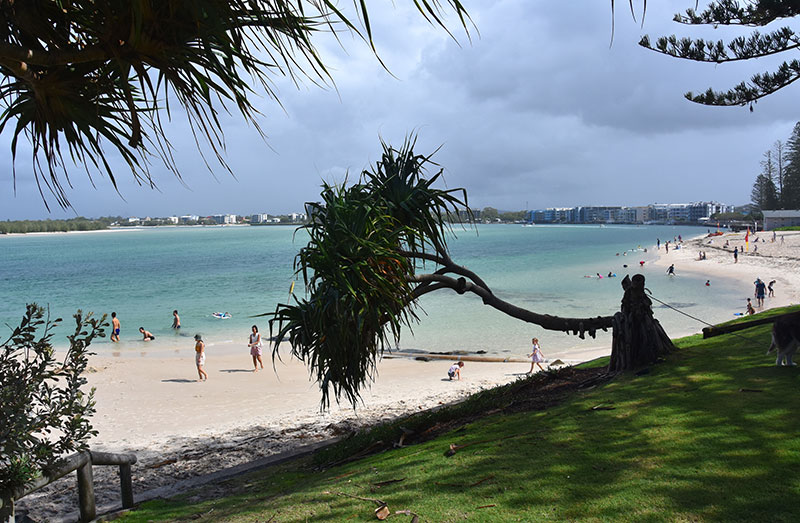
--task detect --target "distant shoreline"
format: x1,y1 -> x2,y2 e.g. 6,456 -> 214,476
0,223 -> 304,237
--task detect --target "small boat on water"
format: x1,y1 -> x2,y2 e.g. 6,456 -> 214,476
212,312 -> 232,319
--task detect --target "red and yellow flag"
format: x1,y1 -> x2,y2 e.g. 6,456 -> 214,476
745,227 -> 750,252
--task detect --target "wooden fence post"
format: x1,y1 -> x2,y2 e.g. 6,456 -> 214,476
76,461 -> 96,522
119,463 -> 134,509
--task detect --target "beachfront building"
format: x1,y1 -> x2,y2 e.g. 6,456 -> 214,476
179,215 -> 199,224
454,209 -> 481,222
212,214 -> 237,224
528,201 -> 731,225
251,213 -> 270,224
645,202 -> 732,224
763,210 -> 800,230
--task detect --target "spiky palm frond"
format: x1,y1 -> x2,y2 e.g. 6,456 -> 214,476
0,1 -> 471,209
270,137 -> 468,408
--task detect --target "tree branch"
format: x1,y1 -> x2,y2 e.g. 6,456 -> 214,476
408,274 -> 613,337
401,249 -> 494,294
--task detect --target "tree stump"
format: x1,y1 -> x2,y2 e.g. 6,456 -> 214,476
609,274 -> 675,372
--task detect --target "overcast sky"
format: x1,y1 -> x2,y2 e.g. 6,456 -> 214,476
2,1 -> 799,220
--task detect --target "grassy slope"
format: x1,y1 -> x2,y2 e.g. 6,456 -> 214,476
121,307 -> 800,522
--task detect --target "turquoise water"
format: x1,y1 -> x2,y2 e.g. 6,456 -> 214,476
0,224 -> 746,357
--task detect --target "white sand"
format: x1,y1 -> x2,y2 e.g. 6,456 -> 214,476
18,229 -> 800,520
651,230 -> 800,312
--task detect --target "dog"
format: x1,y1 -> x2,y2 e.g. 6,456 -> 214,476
767,313 -> 800,366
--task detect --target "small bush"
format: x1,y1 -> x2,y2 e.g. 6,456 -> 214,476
0,304 -> 105,493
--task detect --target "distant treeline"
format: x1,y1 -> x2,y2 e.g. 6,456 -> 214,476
0,217 -> 117,234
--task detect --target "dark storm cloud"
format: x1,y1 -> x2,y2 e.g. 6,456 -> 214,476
1,1 -> 798,219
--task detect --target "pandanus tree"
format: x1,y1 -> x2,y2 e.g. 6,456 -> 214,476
269,138 -> 675,408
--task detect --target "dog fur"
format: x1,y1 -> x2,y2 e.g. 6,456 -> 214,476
767,313 -> 800,366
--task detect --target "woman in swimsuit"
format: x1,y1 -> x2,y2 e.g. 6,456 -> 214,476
195,334 -> 208,381
248,325 -> 264,372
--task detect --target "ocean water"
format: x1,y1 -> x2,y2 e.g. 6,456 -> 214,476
0,224 -> 747,359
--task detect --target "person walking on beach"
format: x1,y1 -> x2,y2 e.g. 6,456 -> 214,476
248,325 -> 264,372
733,247 -> 738,263
139,327 -> 155,341
657,238 -> 660,250
755,278 -> 766,307
172,310 -> 181,329
194,334 -> 208,381
448,361 -> 464,381
111,312 -> 121,342
768,280 -> 776,297
528,338 -> 545,374
667,264 -> 675,276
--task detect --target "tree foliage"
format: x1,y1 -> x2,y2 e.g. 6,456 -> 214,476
639,1 -> 800,107
751,173 -> 779,210
269,138 -> 615,409
0,1 -> 470,210
0,305 -> 104,492
751,150 -> 780,210
782,121 -> 800,208
0,217 -> 113,234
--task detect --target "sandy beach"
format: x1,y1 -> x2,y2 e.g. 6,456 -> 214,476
18,229 -> 800,521
651,230 -> 800,313
20,348 -> 581,520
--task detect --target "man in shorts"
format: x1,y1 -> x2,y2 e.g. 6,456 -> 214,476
755,278 -> 766,307
111,312 -> 121,342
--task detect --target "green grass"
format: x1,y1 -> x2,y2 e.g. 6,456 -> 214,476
120,306 -> 800,522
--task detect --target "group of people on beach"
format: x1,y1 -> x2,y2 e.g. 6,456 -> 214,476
107,310 -> 181,343
446,337 -> 547,381
193,324 -> 265,382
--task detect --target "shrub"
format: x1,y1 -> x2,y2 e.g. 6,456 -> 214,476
0,305 -> 105,492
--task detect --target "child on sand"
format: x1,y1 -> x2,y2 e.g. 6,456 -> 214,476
528,337 -> 545,374
194,334 -> 208,381
746,299 -> 756,316
448,361 -> 463,380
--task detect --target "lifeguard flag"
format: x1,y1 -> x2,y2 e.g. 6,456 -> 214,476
745,227 -> 750,252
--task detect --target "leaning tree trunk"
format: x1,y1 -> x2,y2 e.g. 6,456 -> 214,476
609,274 -> 675,372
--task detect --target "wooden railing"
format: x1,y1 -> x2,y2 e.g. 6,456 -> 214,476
1,450 -> 137,523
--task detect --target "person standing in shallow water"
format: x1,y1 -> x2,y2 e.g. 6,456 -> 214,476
248,325 -> 264,372
172,310 -> 181,329
194,334 -> 208,381
110,312 -> 121,342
